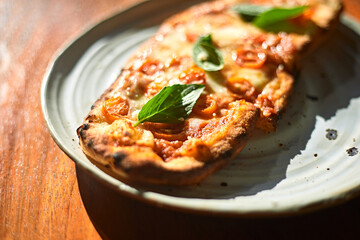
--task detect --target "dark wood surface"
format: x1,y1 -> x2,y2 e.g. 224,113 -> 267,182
1,0 -> 360,239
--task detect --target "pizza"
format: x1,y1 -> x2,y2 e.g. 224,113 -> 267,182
77,0 -> 342,185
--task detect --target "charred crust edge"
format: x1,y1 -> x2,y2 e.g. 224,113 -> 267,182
113,152 -> 127,167
76,124 -> 90,138
221,149 -> 233,159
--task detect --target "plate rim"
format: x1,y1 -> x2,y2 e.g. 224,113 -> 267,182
41,1 -> 360,216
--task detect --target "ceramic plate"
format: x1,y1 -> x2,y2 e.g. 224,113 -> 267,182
42,0 -> 360,216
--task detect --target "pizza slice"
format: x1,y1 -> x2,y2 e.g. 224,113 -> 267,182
77,0 -> 342,185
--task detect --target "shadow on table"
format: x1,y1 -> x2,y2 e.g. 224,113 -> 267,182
77,166 -> 360,240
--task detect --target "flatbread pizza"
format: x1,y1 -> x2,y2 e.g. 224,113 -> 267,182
77,0 -> 342,185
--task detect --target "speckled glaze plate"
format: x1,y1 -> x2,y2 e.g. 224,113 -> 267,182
42,0 -> 360,216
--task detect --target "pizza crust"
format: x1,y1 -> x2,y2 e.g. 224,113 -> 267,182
78,101 -> 259,185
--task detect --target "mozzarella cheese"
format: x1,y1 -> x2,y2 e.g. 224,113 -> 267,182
150,9 -> 271,93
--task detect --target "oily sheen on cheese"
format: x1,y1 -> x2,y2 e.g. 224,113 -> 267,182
77,0 -> 342,185
151,9 -> 270,91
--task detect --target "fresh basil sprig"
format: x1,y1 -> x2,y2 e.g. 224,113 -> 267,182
232,4 -> 272,22
255,6 -> 308,28
134,84 -> 205,127
233,4 -> 308,28
193,34 -> 224,71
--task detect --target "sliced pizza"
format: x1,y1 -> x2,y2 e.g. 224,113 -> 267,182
77,0 -> 342,185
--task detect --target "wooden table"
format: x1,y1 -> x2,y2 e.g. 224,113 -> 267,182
1,0 -> 360,239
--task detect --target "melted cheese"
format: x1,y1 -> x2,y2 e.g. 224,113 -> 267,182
151,29 -> 192,60
150,9 -> 271,95
205,72 -> 228,95
129,95 -> 147,119
233,68 -> 269,91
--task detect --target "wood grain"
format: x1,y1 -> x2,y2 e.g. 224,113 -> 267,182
0,0 -> 359,239
0,0 -> 140,239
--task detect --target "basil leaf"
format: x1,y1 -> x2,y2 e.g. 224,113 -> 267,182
232,4 -> 272,22
233,4 -> 308,28
254,6 -> 308,28
193,34 -> 224,71
134,84 -> 205,127
260,20 -> 316,34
